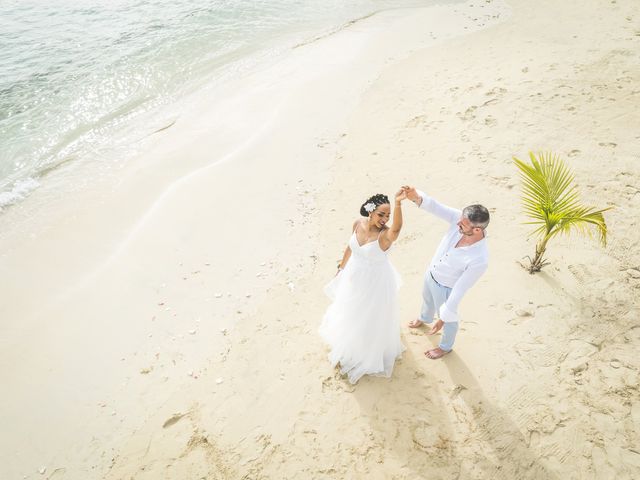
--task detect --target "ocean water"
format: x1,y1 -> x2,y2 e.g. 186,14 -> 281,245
0,0 -> 439,210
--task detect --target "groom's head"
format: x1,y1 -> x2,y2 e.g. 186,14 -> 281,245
461,204 -> 490,231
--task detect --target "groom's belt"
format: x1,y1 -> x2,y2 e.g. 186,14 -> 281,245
430,271 -> 450,289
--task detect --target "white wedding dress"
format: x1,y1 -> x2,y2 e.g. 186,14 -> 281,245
319,231 -> 405,384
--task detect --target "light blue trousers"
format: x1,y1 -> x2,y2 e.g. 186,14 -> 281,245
420,272 -> 458,352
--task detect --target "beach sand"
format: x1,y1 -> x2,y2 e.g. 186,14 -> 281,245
1,0 -> 639,478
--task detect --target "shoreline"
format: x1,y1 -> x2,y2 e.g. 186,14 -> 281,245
2,0 -> 640,478
0,0 -> 460,214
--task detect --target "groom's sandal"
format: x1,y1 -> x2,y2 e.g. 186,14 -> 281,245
424,347 -> 451,360
408,319 -> 424,328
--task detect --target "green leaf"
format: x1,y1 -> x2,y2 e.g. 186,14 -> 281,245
513,152 -> 612,268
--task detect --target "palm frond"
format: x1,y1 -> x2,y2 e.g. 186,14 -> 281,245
514,152 -> 579,220
513,151 -> 612,272
547,206 -> 612,246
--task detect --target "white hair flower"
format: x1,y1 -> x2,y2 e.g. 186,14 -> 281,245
364,202 -> 376,213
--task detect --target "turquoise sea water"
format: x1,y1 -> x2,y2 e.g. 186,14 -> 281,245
0,0 -> 439,209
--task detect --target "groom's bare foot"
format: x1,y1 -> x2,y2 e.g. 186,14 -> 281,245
408,319 -> 424,328
424,347 -> 450,360
427,319 -> 444,335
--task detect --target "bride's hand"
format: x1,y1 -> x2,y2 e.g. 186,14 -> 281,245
402,185 -> 420,203
395,188 -> 407,202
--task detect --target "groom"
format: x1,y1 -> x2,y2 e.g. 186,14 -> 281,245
403,186 -> 489,359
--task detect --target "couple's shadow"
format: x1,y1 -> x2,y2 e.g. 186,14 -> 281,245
351,338 -> 558,479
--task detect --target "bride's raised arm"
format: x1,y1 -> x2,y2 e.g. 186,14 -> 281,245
380,188 -> 406,250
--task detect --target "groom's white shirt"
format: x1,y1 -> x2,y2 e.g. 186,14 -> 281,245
417,190 -> 489,323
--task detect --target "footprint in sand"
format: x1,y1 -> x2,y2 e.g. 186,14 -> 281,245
484,115 -> 497,127
487,175 -> 511,188
598,142 -> 618,148
502,385 -> 577,464
568,149 -> 581,157
484,86 -> 507,97
457,106 -> 477,121
405,114 -> 427,128
568,264 -> 590,286
449,384 -> 467,398
395,231 -> 421,245
411,422 -> 452,455
562,339 -> 599,374
465,82 -> 484,92
321,373 -> 355,393
625,268 -> 640,280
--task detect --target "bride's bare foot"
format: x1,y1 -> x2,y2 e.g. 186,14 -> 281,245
427,319 -> 444,335
408,319 -> 424,328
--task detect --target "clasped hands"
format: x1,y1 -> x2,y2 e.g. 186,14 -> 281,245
394,185 -> 421,204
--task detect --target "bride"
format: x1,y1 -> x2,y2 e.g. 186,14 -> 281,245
319,189 -> 407,384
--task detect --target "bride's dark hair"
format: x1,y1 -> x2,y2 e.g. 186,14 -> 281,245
360,193 -> 390,216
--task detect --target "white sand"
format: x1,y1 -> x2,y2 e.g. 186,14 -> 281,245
1,0 -> 639,478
